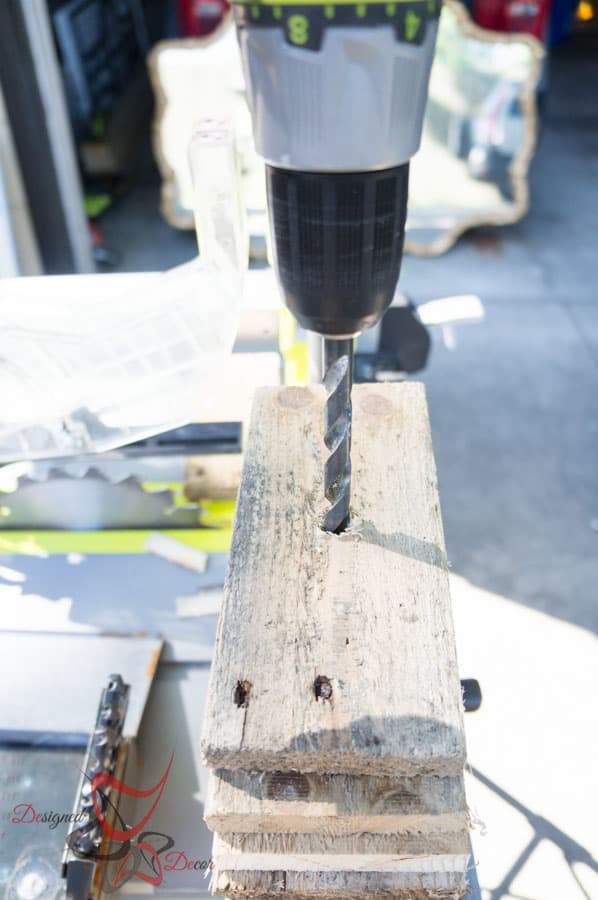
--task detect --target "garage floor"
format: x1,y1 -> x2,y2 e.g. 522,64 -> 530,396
99,22 -> 598,900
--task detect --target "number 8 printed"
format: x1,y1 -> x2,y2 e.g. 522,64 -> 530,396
287,14 -> 309,45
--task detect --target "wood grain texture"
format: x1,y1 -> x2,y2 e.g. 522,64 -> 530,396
201,384 -> 465,776
212,830 -> 469,872
212,866 -> 466,898
205,770 -> 467,835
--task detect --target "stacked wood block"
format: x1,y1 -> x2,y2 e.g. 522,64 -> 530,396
201,384 -> 469,898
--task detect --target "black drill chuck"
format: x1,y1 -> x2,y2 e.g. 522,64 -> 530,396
265,163 -> 410,338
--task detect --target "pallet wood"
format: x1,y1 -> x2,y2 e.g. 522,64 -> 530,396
212,831 -> 469,872
212,866 -> 467,898
201,384 -> 465,776
205,770 -> 467,835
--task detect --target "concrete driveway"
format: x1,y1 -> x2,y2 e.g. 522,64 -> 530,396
401,26 -> 598,900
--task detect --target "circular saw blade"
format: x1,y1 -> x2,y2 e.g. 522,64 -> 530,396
0,468 -> 202,530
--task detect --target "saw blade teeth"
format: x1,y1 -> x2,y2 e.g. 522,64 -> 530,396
132,481 -> 177,503
155,490 -> 176,503
149,490 -> 177,508
46,466 -> 66,478
112,474 -> 173,501
118,474 -> 144,489
82,466 -> 110,482
6,466 -> 202,528
46,466 -> 73,480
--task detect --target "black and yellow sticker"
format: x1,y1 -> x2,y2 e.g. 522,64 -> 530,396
234,0 -> 438,50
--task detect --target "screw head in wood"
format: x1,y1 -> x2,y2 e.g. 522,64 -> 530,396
234,680 -> 252,708
314,675 -> 333,700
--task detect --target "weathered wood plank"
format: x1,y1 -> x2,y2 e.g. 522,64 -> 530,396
205,770 -> 467,835
201,384 -> 465,775
212,865 -> 467,898
212,830 -> 470,872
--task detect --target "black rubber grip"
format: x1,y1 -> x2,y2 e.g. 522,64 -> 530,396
266,164 -> 409,337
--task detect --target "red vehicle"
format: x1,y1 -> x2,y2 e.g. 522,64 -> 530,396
473,0 -> 551,38
178,0 -> 231,38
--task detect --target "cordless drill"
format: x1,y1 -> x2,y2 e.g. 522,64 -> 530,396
233,0 -> 441,531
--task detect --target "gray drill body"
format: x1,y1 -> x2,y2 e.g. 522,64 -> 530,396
233,3 -> 440,531
236,21 -> 438,171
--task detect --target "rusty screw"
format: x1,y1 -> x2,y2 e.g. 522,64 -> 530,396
314,675 -> 333,701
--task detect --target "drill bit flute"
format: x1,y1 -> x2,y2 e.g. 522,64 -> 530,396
323,338 -> 353,533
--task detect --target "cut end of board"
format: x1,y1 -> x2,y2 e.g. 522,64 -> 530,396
201,745 -> 466,778
204,770 -> 468,836
212,866 -> 468,899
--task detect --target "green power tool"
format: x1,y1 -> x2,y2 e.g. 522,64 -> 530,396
233,0 -> 441,531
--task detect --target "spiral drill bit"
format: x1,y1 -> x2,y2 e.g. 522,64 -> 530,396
323,338 -> 353,534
